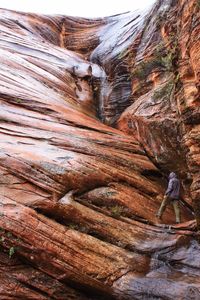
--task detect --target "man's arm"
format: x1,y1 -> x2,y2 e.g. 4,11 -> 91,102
165,179 -> 173,195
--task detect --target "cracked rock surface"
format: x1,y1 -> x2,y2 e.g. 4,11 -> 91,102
0,0 -> 199,299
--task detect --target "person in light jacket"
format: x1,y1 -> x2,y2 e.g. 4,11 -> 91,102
156,172 -> 181,223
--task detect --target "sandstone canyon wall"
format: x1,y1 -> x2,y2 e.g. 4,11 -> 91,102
0,0 -> 200,299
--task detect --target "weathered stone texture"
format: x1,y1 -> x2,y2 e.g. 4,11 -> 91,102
0,0 -> 199,299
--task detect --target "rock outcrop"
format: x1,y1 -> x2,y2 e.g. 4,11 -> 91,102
0,0 -> 199,299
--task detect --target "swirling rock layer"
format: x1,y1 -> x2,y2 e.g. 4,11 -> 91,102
0,0 -> 199,299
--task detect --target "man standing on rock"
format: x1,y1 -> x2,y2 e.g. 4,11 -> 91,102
156,172 -> 181,224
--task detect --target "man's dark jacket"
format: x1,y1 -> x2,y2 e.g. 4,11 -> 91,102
165,172 -> 180,199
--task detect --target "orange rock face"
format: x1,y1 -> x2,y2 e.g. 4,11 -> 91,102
0,0 -> 199,299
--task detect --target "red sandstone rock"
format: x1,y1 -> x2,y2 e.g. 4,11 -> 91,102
0,0 -> 199,299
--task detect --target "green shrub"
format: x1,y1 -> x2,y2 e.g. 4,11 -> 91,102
110,205 -> 123,218
130,35 -> 178,81
0,236 -> 5,242
160,53 -> 173,71
9,246 -> 15,258
152,81 -> 174,101
104,191 -> 116,197
131,58 -> 162,80
68,223 -> 79,230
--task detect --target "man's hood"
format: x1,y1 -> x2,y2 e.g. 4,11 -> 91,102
169,172 -> 177,179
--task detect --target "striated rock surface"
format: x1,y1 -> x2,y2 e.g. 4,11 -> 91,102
0,0 -> 199,299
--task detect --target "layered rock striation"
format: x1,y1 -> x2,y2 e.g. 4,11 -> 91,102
0,0 -> 199,299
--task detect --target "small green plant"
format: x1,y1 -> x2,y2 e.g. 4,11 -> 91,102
131,51 -> 173,81
160,53 -> 173,71
68,223 -> 79,230
152,81 -> 174,102
197,0 -> 200,9
9,246 -> 15,258
131,59 -> 162,80
0,236 -> 5,242
69,223 -> 89,233
110,205 -> 123,218
79,226 -> 89,234
156,11 -> 169,27
104,191 -> 116,197
130,33 -> 179,82
16,98 -> 22,103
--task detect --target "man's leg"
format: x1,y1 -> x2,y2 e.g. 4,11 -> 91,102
172,200 -> 181,223
156,195 -> 170,218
